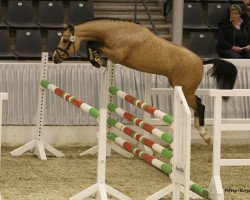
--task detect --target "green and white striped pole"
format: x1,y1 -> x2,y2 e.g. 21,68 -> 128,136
108,102 -> 173,143
108,131 -> 208,198
109,86 -> 173,124
40,80 -> 99,118
107,131 -> 172,175
107,117 -> 172,158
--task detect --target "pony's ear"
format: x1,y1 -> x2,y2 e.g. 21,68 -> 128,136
63,24 -> 68,30
68,24 -> 74,32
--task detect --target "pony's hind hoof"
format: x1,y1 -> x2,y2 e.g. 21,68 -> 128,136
199,126 -> 211,145
205,137 -> 212,145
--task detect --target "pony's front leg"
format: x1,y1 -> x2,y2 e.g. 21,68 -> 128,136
196,96 -> 211,145
88,42 -> 108,68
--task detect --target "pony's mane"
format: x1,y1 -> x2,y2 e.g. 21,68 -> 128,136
75,17 -> 140,26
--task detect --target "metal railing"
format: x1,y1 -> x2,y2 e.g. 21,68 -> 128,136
133,0 -> 158,35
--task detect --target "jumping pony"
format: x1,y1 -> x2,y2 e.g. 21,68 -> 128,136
53,17 -> 237,144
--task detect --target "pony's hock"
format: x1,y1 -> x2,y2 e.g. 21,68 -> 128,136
53,17 -> 238,145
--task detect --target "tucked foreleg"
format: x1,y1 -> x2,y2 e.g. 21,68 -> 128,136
87,42 -> 108,68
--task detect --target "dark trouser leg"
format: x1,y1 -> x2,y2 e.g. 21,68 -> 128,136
222,50 -> 242,58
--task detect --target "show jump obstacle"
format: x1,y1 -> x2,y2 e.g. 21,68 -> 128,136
25,58 -> 208,199
41,60 -> 208,199
38,80 -> 208,199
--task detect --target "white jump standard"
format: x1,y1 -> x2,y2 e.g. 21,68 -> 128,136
10,52 -> 64,160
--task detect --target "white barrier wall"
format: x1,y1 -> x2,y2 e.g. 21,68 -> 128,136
0,60 -> 250,125
0,59 -> 250,146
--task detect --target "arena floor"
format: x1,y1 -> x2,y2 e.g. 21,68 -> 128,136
0,144 -> 249,200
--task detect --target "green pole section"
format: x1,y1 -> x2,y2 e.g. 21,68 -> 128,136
109,86 -> 119,95
190,183 -> 209,199
41,79 -> 49,89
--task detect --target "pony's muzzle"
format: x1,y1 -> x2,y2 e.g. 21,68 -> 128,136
52,53 -> 61,64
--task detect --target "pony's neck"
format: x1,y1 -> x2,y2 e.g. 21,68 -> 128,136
74,22 -> 106,43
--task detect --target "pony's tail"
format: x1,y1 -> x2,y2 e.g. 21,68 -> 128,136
203,58 -> 237,101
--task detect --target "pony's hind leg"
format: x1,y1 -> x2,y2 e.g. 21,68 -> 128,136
194,96 -> 201,129
186,94 -> 211,144
194,96 -> 204,128
195,96 -> 211,144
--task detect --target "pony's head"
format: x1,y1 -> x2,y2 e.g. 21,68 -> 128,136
53,25 -> 81,64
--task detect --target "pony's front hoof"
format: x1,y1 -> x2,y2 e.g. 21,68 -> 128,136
199,126 -> 211,145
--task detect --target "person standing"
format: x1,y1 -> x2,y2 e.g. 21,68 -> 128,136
216,4 -> 250,58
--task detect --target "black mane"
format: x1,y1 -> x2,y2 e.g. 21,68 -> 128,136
64,17 -> 141,31
75,17 -> 140,26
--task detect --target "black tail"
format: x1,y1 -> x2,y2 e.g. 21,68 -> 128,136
203,58 -> 238,100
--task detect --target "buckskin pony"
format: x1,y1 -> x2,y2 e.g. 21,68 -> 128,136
53,17 -> 237,144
